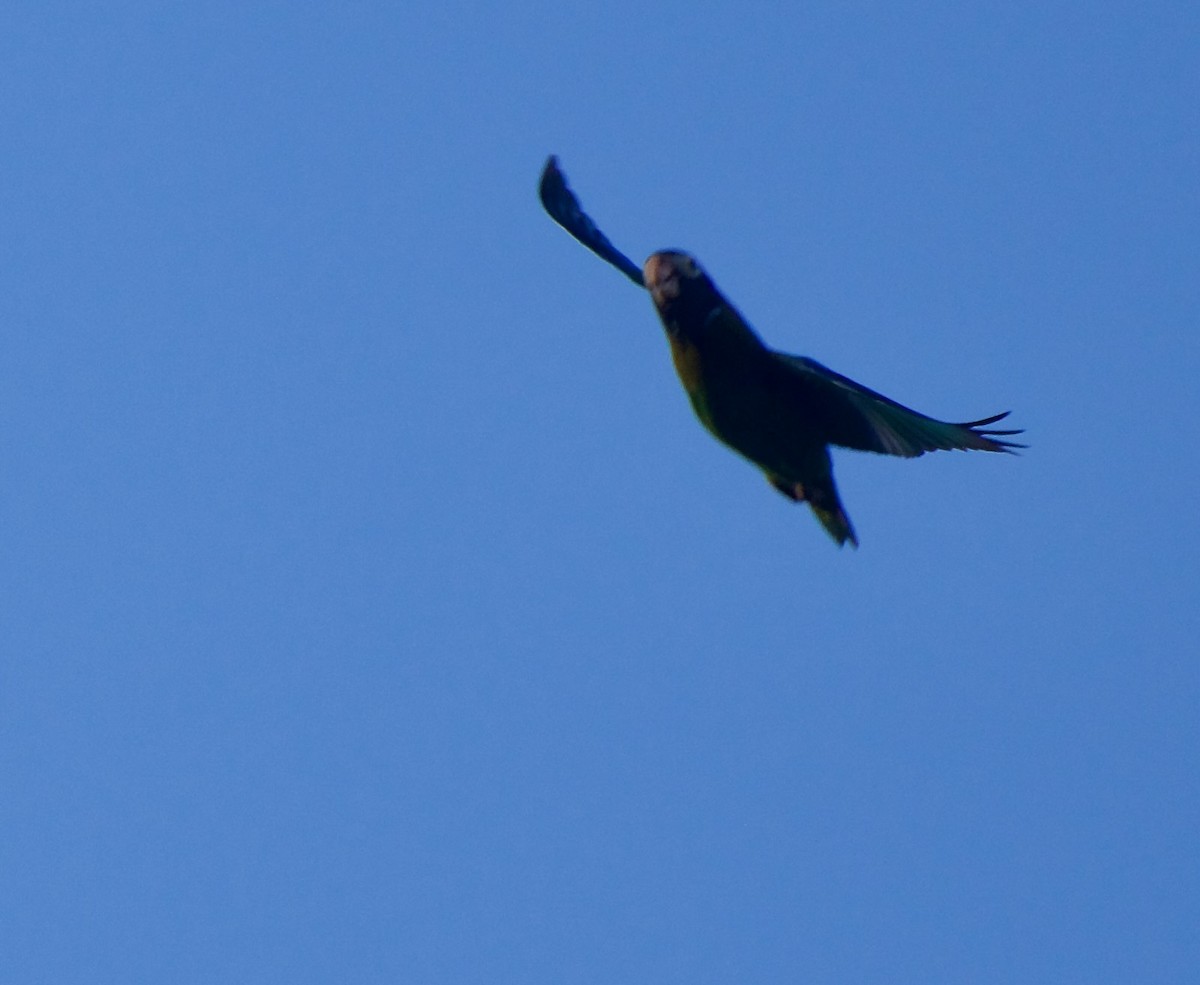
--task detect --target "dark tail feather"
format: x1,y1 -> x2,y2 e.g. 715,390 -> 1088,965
810,496 -> 859,548
768,474 -> 859,548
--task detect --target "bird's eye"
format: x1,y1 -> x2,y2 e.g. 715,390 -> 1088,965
681,255 -> 702,278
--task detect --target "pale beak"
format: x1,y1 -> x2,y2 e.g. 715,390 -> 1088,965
643,253 -> 680,306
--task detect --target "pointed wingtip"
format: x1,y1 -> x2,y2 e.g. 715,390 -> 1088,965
959,410 -> 1027,454
537,155 -> 646,288
538,155 -> 563,203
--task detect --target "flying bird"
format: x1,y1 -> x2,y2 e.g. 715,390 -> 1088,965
538,156 -> 1023,547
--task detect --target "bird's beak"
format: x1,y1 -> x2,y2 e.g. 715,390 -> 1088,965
644,254 -> 680,308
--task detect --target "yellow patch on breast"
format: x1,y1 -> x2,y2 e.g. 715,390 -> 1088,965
668,336 -> 704,395
669,335 -> 719,434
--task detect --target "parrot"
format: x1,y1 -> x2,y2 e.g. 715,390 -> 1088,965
538,156 -> 1022,547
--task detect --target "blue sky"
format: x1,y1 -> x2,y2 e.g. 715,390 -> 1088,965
2,1 -> 1196,982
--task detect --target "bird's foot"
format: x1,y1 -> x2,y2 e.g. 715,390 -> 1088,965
767,476 -> 807,503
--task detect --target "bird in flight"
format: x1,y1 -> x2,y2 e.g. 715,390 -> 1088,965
538,156 -> 1023,547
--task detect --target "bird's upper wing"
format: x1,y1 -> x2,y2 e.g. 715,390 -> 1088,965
773,353 -> 1024,457
539,157 -> 646,288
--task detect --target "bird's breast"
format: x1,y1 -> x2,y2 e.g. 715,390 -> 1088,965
668,335 -> 705,396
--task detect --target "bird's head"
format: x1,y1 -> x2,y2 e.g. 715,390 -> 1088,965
643,251 -> 720,336
644,250 -> 703,305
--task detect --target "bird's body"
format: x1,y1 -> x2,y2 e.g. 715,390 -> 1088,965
645,253 -> 857,541
539,157 -> 1023,547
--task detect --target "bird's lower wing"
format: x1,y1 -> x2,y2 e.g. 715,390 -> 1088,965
539,156 -> 646,288
775,354 -> 1025,457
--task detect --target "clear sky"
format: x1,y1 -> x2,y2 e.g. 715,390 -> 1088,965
2,2 -> 1196,982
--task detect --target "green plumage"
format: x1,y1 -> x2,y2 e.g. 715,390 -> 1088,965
539,157 -> 1023,547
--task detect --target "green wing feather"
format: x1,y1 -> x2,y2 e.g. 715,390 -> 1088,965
538,156 -> 645,288
775,354 -> 1025,457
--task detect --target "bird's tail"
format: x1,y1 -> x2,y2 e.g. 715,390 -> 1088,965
806,483 -> 858,549
768,473 -> 859,548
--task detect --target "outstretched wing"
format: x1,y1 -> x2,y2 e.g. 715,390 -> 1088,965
539,156 -> 645,288
775,354 -> 1025,457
